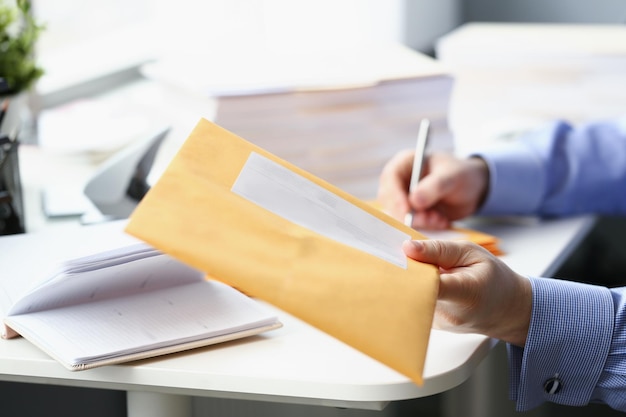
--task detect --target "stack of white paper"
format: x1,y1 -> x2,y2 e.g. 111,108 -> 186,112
436,23 -> 626,154
143,44 -> 454,200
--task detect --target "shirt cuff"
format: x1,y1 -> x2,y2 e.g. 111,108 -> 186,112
474,140 -> 545,216
508,277 -> 614,411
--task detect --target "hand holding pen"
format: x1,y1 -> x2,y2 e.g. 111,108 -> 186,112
378,120 -> 490,230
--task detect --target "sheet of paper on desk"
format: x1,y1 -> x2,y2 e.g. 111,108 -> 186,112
419,227 -> 503,256
125,118 -> 440,386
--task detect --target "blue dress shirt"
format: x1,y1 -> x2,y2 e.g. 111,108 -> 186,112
475,118 -> 626,411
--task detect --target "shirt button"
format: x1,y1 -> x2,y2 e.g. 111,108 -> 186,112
544,376 -> 563,394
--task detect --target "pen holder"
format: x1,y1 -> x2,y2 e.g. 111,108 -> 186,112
0,136 -> 25,235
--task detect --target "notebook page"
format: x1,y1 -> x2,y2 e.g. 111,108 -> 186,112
7,250 -> 203,316
6,280 -> 279,365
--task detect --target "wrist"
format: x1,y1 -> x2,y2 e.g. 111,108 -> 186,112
468,156 -> 490,210
499,273 -> 532,347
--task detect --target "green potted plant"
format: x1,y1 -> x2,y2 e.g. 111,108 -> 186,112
0,0 -> 44,95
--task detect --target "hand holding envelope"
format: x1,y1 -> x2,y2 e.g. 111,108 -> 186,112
125,119 -> 439,385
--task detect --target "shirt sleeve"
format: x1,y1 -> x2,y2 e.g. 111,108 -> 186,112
475,118 -> 626,217
470,117 -> 626,410
507,277 -> 626,412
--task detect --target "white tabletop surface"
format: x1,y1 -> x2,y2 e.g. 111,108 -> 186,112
0,213 -> 593,410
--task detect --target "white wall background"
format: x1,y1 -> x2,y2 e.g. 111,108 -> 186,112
154,0 -> 406,56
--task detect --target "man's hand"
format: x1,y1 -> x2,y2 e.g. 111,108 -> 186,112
378,152 -> 490,229
403,239 -> 531,346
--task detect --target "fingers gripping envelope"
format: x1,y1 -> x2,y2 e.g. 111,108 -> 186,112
125,119 -> 438,385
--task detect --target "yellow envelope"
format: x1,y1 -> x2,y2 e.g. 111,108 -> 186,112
125,119 -> 438,385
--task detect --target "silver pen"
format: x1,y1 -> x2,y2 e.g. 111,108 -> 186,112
404,118 -> 430,227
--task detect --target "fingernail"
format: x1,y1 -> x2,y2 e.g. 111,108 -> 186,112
411,240 -> 425,251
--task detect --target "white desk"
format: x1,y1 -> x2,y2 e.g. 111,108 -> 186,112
0,214 -> 594,417
6,103 -> 596,416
